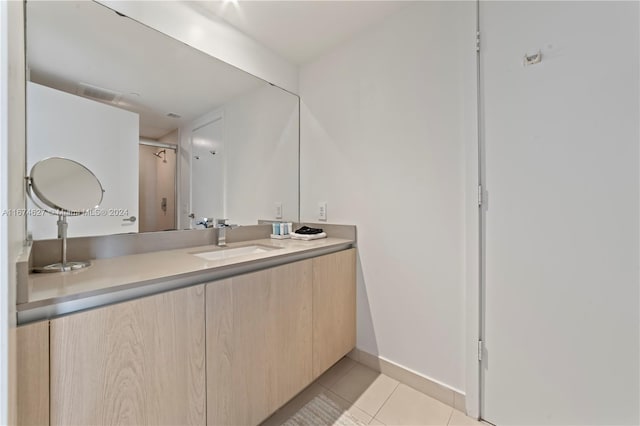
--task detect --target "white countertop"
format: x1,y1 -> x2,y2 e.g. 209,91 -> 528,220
18,237 -> 354,323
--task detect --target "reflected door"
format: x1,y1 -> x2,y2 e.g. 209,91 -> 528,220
191,116 -> 225,227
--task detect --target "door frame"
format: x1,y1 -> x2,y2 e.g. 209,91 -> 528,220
464,0 -> 482,420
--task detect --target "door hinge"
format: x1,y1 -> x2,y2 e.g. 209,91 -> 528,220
478,340 -> 483,361
478,184 -> 483,207
476,31 -> 481,52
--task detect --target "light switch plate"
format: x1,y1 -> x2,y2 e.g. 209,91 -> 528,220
275,202 -> 283,219
318,202 -> 327,221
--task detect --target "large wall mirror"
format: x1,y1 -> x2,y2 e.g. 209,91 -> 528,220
25,0 -> 299,240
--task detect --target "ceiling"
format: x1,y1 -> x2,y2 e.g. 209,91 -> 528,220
26,1 -> 409,138
188,1 -> 410,65
27,1 -> 267,139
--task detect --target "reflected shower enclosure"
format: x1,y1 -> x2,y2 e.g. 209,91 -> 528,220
139,140 -> 176,232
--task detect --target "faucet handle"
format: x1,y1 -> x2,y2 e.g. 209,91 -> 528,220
215,218 -> 228,227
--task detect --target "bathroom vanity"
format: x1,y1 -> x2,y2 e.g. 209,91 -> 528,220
17,2 -> 356,423
16,230 -> 356,426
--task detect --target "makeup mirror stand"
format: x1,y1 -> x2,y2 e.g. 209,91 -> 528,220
26,157 -> 104,273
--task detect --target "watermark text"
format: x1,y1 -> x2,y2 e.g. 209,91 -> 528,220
1,208 -> 130,217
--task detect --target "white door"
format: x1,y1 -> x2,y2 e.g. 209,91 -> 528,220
190,117 -> 225,226
481,2 -> 639,424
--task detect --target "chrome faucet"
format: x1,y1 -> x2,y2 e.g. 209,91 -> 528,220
196,217 -> 214,229
215,218 -> 238,247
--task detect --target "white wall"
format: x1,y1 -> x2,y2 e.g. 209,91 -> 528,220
224,85 -> 299,224
300,2 -> 476,392
27,82 -> 139,239
98,1 -> 298,94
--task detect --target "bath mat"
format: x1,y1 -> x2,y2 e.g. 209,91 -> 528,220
282,393 -> 367,426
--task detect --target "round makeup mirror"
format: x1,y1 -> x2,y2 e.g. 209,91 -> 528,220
27,157 -> 104,272
30,157 -> 103,213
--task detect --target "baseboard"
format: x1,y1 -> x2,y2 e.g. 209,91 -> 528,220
347,348 -> 466,413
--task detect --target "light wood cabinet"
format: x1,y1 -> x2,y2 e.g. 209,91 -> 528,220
312,248 -> 357,379
17,321 -> 49,426
18,248 -> 355,426
206,260 -> 313,426
49,285 -> 206,426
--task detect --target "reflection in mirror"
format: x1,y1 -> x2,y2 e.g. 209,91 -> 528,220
29,157 -> 103,214
27,157 -> 104,272
139,140 -> 177,233
26,0 -> 299,239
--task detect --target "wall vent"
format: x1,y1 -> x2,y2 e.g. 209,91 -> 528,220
77,83 -> 122,104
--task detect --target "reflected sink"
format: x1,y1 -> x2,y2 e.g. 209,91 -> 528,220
191,244 -> 281,261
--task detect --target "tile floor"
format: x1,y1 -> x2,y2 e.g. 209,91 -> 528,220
262,357 -> 484,426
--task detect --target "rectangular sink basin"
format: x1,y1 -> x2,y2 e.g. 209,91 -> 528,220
191,244 -> 281,261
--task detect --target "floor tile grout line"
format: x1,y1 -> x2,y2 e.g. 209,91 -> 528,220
446,406 -> 454,425
369,380 -> 401,420
351,360 -> 464,425
368,417 -> 383,426
323,388 -> 374,424
327,370 -> 388,417
274,357 -> 480,426
325,387 -> 366,416
341,357 -> 359,372
325,387 -> 351,405
329,362 -> 401,419
339,358 -> 359,378
326,385 -> 358,407
325,357 -> 360,392
266,359 -> 390,426
332,361 -> 465,426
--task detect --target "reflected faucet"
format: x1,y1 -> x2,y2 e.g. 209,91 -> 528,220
215,218 -> 238,247
196,217 -> 214,228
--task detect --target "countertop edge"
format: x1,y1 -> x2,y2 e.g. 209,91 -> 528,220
17,241 -> 353,325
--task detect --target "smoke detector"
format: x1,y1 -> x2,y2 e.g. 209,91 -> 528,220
77,82 -> 122,104
166,112 -> 181,119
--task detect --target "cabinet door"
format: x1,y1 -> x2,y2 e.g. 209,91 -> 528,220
312,249 -> 357,379
206,260 -> 312,425
50,285 -> 206,426
17,321 -> 49,426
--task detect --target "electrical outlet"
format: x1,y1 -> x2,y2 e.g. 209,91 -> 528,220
318,202 -> 327,221
275,202 -> 283,219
